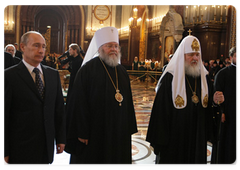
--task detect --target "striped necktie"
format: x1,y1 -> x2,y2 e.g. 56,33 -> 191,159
33,68 -> 44,99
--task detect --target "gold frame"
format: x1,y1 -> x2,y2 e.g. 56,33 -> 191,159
93,5 -> 110,23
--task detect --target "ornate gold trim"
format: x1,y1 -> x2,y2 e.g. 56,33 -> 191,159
175,95 -> 185,107
203,94 -> 208,108
191,38 -> 200,52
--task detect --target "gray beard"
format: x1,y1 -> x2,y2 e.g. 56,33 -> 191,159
185,61 -> 201,77
99,48 -> 121,67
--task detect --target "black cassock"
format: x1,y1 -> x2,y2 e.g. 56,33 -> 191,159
65,57 -> 137,164
146,73 -> 214,164
212,65 -> 236,163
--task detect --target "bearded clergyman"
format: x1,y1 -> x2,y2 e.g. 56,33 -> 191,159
146,35 -> 224,164
65,27 -> 137,164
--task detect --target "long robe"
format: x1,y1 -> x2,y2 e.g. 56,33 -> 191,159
65,55 -> 83,131
212,65 -> 236,163
65,57 -> 137,164
146,73 -> 214,164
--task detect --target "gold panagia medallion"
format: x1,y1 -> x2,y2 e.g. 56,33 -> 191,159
191,92 -> 199,104
115,90 -> 123,106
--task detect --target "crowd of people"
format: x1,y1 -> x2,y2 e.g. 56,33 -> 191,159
132,56 -> 161,71
4,27 -> 236,164
203,58 -> 231,82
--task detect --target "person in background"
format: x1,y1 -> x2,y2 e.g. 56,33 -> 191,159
5,44 -> 21,64
150,58 -> 156,71
224,56 -> 230,66
218,60 -> 225,70
4,52 -> 14,69
225,61 -> 231,67
212,47 -> 236,164
132,56 -> 140,78
209,59 -> 214,72
5,31 -> 66,164
209,60 -> 220,82
162,54 -> 173,74
132,56 -> 139,70
60,43 -> 84,132
203,60 -> 210,71
5,44 -> 15,57
59,43 -> 84,97
139,58 -> 146,82
14,43 -> 23,60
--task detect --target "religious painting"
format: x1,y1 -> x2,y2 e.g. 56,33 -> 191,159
164,36 -> 174,63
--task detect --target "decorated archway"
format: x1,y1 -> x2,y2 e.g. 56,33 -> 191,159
15,5 -> 85,53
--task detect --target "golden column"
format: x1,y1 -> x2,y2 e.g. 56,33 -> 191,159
43,26 -> 51,53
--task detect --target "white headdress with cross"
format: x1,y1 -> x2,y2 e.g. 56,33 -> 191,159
155,35 -> 209,109
81,27 -> 119,66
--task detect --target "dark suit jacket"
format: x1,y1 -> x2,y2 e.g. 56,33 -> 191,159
4,52 -> 14,69
5,61 -> 66,164
15,50 -> 23,59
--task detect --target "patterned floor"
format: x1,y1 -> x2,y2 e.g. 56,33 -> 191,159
131,79 -> 156,127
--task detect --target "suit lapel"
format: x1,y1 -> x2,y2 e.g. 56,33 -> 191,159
17,62 -> 43,101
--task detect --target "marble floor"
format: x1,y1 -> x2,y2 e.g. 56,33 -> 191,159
52,78 -> 213,165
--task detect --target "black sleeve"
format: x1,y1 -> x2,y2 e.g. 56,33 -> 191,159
54,71 -> 66,144
146,73 -> 173,154
4,71 -> 13,157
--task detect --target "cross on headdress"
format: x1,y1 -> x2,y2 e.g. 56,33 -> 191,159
188,29 -> 192,35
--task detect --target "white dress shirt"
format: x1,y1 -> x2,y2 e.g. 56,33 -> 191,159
22,59 -> 45,86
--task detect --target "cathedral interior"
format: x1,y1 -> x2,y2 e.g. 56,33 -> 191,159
4,5 -> 236,164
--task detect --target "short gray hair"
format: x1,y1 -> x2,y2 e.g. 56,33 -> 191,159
20,31 -> 45,45
5,44 -> 16,54
229,47 -> 236,57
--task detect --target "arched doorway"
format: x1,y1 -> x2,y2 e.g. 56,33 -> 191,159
35,9 -> 65,53
15,5 -> 85,54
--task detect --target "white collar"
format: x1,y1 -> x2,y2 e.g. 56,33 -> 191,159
22,59 -> 43,74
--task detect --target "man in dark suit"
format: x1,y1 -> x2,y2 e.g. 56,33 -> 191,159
4,31 -> 66,164
14,43 -> 23,59
4,52 -> 14,69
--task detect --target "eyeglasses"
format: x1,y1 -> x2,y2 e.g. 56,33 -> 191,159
104,44 -> 120,50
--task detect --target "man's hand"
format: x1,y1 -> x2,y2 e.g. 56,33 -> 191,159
4,156 -> 9,163
56,143 -> 65,154
213,91 -> 225,105
78,138 -> 88,145
222,113 -> 226,123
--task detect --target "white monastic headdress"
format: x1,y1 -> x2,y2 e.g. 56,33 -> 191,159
81,26 -> 119,66
156,35 -> 209,109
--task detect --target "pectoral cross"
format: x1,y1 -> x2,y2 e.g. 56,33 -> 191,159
188,29 -> 192,35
